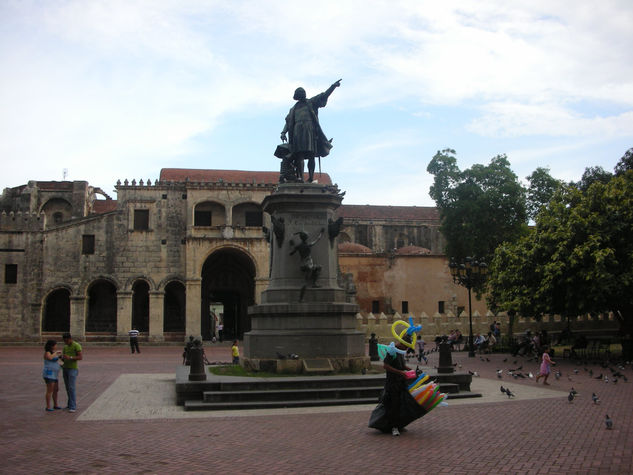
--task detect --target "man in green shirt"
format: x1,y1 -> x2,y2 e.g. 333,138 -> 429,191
62,333 -> 83,413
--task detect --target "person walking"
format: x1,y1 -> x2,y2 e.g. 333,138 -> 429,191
535,345 -> 555,385
128,328 -> 140,354
43,340 -> 62,412
383,336 -> 414,436
61,333 -> 83,413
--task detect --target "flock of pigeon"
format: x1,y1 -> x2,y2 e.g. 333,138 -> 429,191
459,354 -> 627,430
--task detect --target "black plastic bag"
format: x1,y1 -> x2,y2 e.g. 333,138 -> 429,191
368,390 -> 427,432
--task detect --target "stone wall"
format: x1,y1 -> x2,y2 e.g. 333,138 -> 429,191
355,311 -> 620,343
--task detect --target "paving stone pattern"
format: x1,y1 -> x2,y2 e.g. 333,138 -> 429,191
2,344 -> 632,474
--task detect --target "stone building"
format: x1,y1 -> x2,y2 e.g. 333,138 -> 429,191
0,168 -> 486,343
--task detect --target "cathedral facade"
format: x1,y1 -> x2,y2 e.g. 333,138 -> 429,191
0,169 -> 485,343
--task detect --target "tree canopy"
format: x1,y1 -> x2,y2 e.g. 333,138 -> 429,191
488,169 -> 633,334
427,149 -> 527,264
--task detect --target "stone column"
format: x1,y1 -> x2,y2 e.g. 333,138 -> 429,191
149,290 -> 165,342
116,291 -> 133,341
185,278 -> 201,339
69,296 -> 86,340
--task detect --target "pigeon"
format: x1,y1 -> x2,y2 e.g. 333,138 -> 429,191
468,370 -> 479,377
589,369 -> 593,377
486,357 -> 491,362
604,376 -> 609,384
568,391 -> 575,403
497,369 -> 503,378
528,372 -> 534,379
517,365 -> 523,370
573,369 -> 579,374
513,360 -> 518,365
592,393 -> 600,404
503,358 -> 508,363
505,388 -> 515,398
605,414 -> 613,429
595,374 -> 603,380
276,352 -> 286,359
554,371 -> 561,380
570,387 -> 578,396
500,385 -> 506,394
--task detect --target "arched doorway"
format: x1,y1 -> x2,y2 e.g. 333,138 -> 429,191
164,281 -> 186,333
132,280 -> 150,332
42,288 -> 70,332
86,280 -> 117,332
201,248 -> 256,341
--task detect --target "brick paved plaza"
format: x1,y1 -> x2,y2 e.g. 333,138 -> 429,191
2,344 -> 632,474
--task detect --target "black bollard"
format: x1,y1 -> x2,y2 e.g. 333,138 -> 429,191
437,338 -> 455,374
188,340 -> 207,381
368,333 -> 379,362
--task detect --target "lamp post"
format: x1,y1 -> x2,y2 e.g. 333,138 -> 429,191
449,257 -> 488,358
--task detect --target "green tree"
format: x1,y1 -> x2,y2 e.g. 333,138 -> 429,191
575,165 -> 612,191
427,150 -> 528,264
525,167 -> 563,221
615,147 -> 633,176
488,171 -> 633,355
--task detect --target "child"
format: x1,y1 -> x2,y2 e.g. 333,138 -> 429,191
231,340 -> 240,365
535,345 -> 555,385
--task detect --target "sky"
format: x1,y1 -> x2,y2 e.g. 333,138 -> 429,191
1,0 -> 632,206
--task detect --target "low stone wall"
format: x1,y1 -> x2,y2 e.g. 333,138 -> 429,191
355,311 -> 620,343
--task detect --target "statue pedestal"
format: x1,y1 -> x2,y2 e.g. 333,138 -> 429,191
243,183 -> 367,372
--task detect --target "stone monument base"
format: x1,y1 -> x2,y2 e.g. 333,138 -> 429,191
242,355 -> 370,374
244,302 -> 367,373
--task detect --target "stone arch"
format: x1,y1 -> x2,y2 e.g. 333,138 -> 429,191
157,274 -> 185,291
163,280 -> 186,333
232,201 -> 263,227
86,279 -> 118,332
42,287 -> 71,332
40,198 -> 73,227
125,274 -> 157,292
200,246 -> 256,341
193,200 -> 226,226
131,279 -> 150,332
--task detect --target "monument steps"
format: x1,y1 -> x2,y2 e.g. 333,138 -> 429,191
176,366 -> 477,410
201,386 -> 384,403
185,396 -> 379,411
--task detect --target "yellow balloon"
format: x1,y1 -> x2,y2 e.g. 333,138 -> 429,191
391,320 -> 417,349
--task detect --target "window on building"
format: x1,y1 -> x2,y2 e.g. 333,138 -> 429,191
401,301 -> 409,314
371,300 -> 380,314
53,212 -> 63,224
245,211 -> 263,227
5,264 -> 17,284
133,209 -> 149,231
457,306 -> 465,317
438,301 -> 445,314
194,210 -> 212,226
82,235 -> 95,255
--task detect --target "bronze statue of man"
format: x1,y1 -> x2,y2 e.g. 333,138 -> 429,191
280,79 -> 341,183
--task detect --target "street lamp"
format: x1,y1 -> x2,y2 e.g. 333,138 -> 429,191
449,257 -> 488,358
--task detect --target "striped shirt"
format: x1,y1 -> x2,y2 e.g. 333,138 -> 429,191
128,329 -> 139,338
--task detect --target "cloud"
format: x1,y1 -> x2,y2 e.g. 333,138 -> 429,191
467,103 -> 633,138
1,0 -> 632,195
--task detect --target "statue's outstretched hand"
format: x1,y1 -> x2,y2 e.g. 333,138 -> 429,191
333,79 -> 342,88
280,133 -> 287,143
